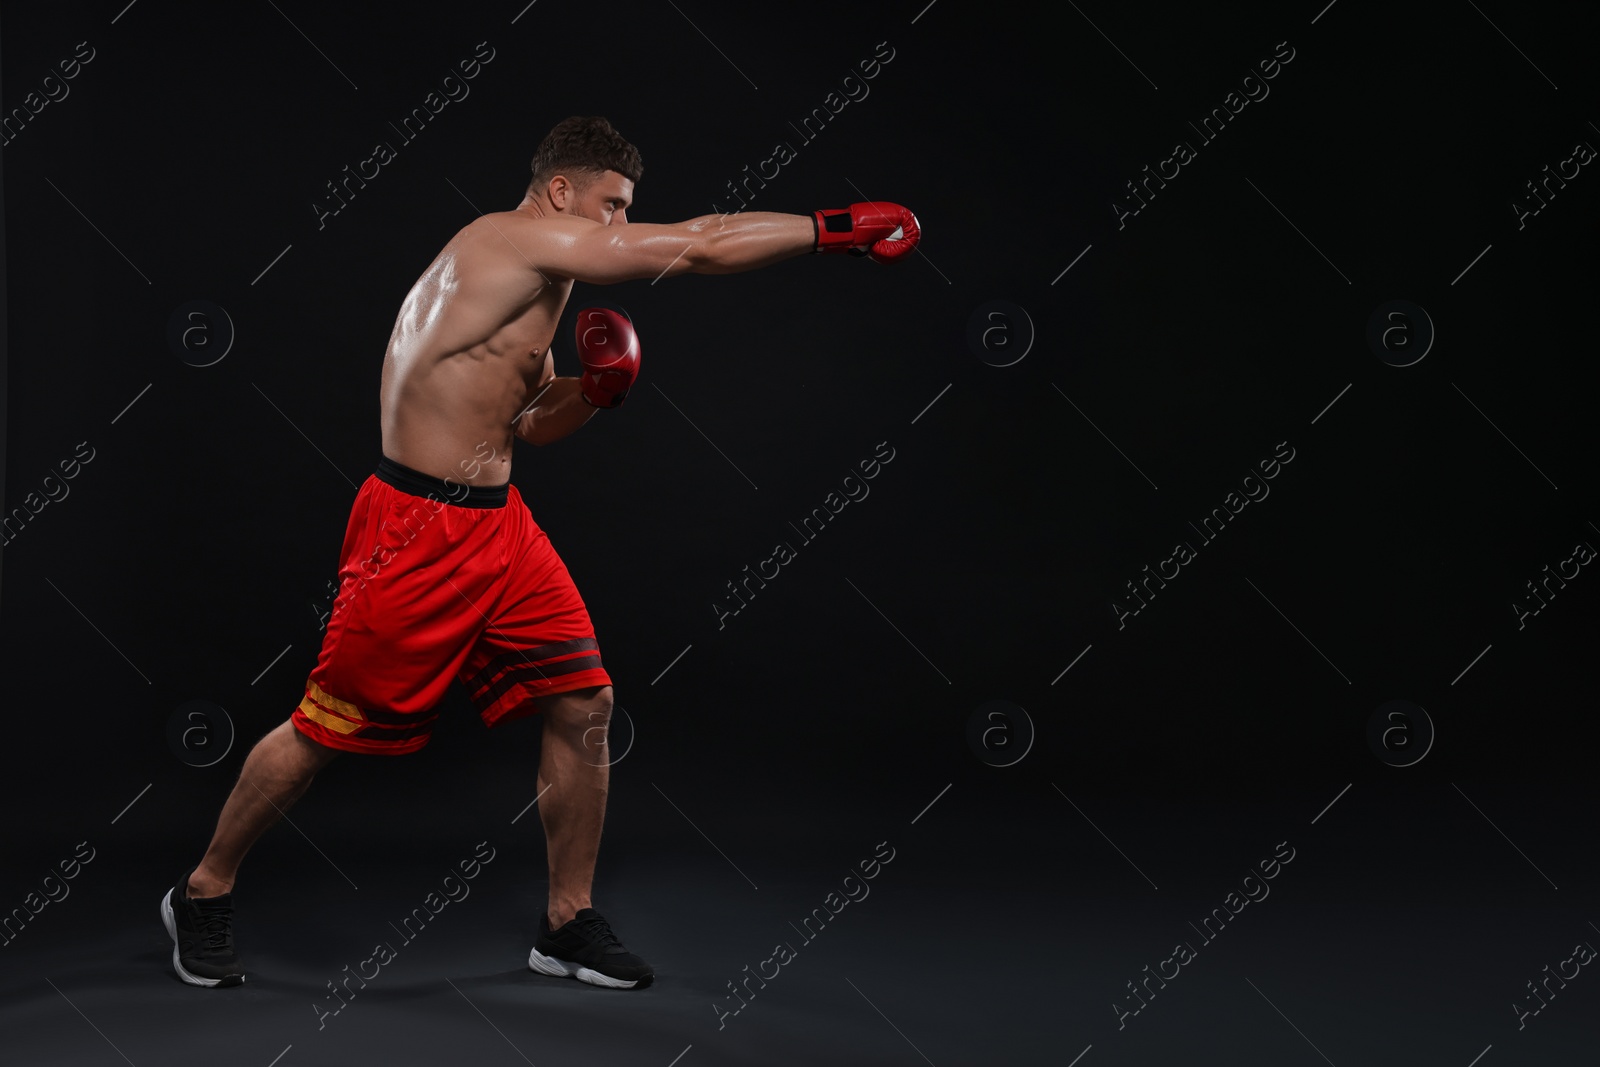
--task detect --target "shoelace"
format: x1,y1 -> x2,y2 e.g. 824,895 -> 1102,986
193,902 -> 234,952
569,913 -> 623,951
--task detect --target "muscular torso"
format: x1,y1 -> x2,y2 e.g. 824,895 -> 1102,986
380,211 -> 570,487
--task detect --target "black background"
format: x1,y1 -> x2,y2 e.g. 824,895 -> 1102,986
2,2 -> 1597,1065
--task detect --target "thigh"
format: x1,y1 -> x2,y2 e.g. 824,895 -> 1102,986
293,477 -> 501,755
459,494 -> 613,728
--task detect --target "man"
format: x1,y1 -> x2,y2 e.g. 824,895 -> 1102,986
160,116 -> 920,991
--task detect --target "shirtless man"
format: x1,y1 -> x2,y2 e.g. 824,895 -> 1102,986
160,116 -> 920,991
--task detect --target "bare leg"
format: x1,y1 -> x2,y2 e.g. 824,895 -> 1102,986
186,719 -> 342,898
534,685 -> 613,928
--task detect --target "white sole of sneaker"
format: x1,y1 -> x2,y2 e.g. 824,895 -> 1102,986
160,889 -> 242,988
527,945 -> 643,989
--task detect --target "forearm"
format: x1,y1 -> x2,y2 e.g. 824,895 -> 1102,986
684,211 -> 815,275
515,377 -> 599,446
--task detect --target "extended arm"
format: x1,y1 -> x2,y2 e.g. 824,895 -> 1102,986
533,211 -> 815,285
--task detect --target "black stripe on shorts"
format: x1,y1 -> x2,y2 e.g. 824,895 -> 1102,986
467,638 -> 600,694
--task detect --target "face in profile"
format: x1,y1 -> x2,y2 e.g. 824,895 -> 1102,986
566,170 -> 633,226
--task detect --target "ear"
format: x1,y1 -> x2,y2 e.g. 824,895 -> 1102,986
549,175 -> 570,210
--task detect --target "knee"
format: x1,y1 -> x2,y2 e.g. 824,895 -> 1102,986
275,718 -> 342,773
543,685 -> 614,736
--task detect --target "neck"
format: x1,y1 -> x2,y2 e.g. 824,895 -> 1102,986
515,195 -> 552,219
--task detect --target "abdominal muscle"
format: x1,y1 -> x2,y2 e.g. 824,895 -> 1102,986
378,218 -> 572,488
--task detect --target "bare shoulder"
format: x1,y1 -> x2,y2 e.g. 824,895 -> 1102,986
459,210 -> 600,260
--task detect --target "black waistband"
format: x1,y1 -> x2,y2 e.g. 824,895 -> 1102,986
375,456 -> 508,508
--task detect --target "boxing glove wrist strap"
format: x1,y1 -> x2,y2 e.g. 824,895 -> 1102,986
812,208 -> 867,253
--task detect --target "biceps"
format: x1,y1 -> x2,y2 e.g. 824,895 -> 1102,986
549,224 -> 704,284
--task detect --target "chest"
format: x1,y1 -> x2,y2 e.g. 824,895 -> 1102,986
502,279 -> 574,358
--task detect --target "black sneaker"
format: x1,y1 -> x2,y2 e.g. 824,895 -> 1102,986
159,868 -> 245,987
528,908 -> 654,989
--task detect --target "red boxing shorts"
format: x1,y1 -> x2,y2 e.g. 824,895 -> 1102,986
290,456 -> 612,755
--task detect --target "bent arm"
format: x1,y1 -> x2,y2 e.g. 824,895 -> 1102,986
536,212 -> 815,285
514,377 -> 598,446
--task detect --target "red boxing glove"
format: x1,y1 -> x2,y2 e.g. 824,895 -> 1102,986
812,201 -> 921,264
574,307 -> 640,409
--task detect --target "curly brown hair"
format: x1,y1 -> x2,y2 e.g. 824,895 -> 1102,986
528,116 -> 643,193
